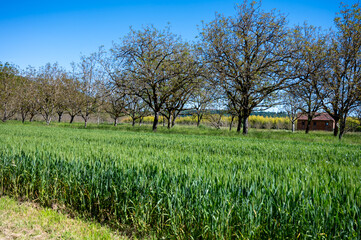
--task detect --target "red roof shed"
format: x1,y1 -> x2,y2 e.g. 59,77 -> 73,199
297,113 -> 335,131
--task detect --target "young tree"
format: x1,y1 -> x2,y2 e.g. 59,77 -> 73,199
23,66 -> 40,122
200,1 -> 295,134
189,80 -> 215,127
204,96 -> 226,129
55,77 -> 68,122
161,83 -> 194,128
63,75 -> 82,124
76,55 -> 101,128
123,94 -> 147,126
17,76 -> 37,123
36,63 -> 65,125
104,90 -> 128,126
113,26 -> 200,131
282,91 -> 302,132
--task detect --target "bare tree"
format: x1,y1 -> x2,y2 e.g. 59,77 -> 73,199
289,24 -> 330,133
200,1 -> 295,134
17,76 -> 37,123
76,55 -> 101,128
104,89 -> 128,126
189,80 -> 215,127
316,3 -> 361,140
282,91 -> 302,132
122,94 -> 146,126
204,96 -> 226,129
36,63 -> 65,125
63,75 -> 82,124
113,25 -> 200,131
161,83 -> 195,128
0,62 -> 20,122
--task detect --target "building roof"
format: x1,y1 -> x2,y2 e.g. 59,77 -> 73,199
298,112 -> 334,121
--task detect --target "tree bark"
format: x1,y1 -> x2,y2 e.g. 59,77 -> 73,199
152,111 -> 159,132
45,115 -> 51,125
167,116 -> 171,129
242,116 -> 249,135
197,114 -> 201,127
229,115 -> 235,131
305,115 -> 312,134
139,117 -> 143,126
237,115 -> 242,133
84,118 -> 88,128
114,118 -> 118,127
29,114 -> 35,122
171,116 -> 176,128
21,112 -> 27,123
292,121 -> 295,132
132,118 -> 135,127
58,113 -> 63,123
333,119 -> 339,137
70,115 -> 75,124
338,118 -> 346,140
2,110 -> 7,122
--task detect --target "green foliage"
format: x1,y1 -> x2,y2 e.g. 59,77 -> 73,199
0,123 -> 360,239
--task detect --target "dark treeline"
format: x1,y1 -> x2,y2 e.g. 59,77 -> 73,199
0,1 -> 360,139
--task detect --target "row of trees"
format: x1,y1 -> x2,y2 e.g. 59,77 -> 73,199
1,1 -> 361,139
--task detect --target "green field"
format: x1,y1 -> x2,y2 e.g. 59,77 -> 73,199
0,122 -> 360,239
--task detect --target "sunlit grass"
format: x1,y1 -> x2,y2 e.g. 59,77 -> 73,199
0,196 -> 125,240
0,122 -> 360,238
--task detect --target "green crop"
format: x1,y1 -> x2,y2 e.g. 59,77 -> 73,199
0,123 -> 360,239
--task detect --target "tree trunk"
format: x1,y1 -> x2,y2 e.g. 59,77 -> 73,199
58,113 -> 63,123
2,110 -> 7,122
197,114 -> 201,127
29,114 -> 35,122
45,115 -> 51,125
338,118 -> 346,140
152,111 -> 159,132
163,116 -> 165,127
242,116 -> 249,135
167,116 -> 171,129
333,119 -> 339,137
132,118 -> 135,127
114,118 -> 118,127
21,112 -> 27,123
70,115 -> 75,124
171,116 -> 176,128
84,118 -> 88,128
292,121 -> 295,132
305,115 -> 312,134
139,117 -> 143,126
229,115 -> 235,131
237,115 -> 242,133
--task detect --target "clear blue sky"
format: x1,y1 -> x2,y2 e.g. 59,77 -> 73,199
0,0 -> 357,70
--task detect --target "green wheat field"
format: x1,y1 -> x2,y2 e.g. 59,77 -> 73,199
0,122 -> 360,239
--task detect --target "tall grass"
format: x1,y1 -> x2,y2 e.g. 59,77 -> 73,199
0,123 -> 360,239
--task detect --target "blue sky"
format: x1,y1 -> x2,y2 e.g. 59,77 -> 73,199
0,0 -> 357,70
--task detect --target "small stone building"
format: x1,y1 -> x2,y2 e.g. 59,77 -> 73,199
297,113 -> 335,131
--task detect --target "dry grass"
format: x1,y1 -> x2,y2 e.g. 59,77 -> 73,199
0,196 -> 127,240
